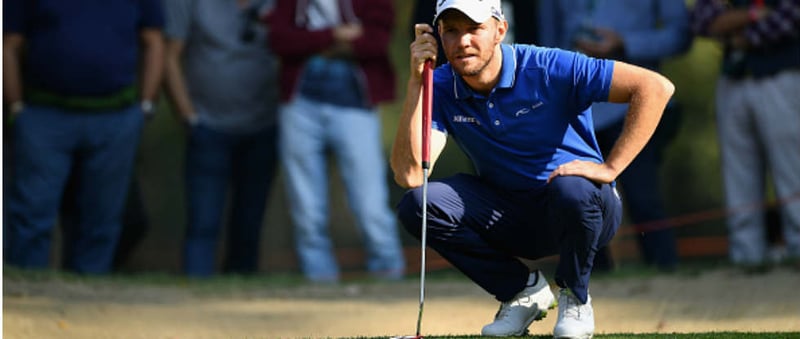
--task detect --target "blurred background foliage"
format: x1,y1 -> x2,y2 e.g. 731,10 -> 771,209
121,1 -> 727,273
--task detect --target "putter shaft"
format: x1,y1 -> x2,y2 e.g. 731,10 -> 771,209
415,167 -> 428,337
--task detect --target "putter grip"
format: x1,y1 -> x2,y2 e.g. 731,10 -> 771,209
421,59 -> 433,170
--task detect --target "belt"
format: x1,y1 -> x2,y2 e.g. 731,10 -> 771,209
26,85 -> 137,112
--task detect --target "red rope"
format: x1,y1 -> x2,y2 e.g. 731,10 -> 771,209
619,191 -> 800,236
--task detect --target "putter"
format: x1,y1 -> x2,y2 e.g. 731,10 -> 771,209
391,59 -> 434,339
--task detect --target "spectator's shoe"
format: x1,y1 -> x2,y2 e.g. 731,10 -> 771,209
481,271 -> 556,336
553,288 -> 594,339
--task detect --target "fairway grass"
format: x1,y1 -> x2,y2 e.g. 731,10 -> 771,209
357,333 -> 799,339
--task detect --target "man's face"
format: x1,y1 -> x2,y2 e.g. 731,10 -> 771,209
437,10 -> 506,78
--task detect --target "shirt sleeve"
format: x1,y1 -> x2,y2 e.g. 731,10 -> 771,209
140,0 -> 166,29
350,0 -> 394,58
163,0 -> 193,40
745,0 -> 800,48
266,0 -> 337,58
562,50 -> 615,111
690,0 -> 726,37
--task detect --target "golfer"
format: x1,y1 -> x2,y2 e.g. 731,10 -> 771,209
391,0 -> 674,338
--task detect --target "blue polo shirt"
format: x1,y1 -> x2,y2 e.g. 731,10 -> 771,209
432,44 -> 614,190
3,0 -> 164,96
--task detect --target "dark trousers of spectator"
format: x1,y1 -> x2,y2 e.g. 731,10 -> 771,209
61,173 -> 148,271
183,124 -> 278,277
5,104 -> 142,273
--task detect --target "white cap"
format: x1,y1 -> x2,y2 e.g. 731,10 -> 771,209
433,0 -> 505,24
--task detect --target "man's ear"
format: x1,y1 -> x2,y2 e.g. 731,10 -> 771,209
495,20 -> 508,43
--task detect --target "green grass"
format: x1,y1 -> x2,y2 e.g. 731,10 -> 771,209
352,334 -> 799,339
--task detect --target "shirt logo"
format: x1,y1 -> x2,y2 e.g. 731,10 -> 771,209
453,115 -> 480,125
515,101 -> 543,117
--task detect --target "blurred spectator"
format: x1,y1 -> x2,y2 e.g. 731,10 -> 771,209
163,0 -> 280,277
3,0 -> 164,273
266,0 -> 405,283
539,0 -> 692,272
692,0 -> 800,270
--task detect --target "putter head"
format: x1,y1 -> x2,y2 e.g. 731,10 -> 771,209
389,336 -> 423,339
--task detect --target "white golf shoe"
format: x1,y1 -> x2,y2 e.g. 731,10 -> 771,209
553,288 -> 594,339
481,271 -> 556,336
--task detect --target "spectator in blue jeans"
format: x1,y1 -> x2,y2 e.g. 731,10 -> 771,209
3,0 -> 164,273
164,0 -> 280,277
266,0 -> 405,283
538,0 -> 692,272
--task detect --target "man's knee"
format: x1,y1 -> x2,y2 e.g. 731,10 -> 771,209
547,176 -> 601,212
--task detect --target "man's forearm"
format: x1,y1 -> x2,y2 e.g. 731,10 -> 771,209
3,36 -> 24,104
391,78 -> 425,188
163,42 -> 196,122
707,9 -> 751,36
139,29 -> 164,102
605,64 -> 674,177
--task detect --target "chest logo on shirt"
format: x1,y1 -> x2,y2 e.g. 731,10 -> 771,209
453,115 -> 480,125
515,108 -> 530,117
515,101 -> 544,117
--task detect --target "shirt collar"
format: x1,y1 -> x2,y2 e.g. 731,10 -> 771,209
453,44 -> 517,100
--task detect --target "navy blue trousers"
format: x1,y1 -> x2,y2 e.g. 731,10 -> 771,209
6,104 -> 142,273
397,174 -> 622,304
183,124 -> 279,277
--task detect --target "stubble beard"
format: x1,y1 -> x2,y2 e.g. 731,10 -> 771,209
455,49 -> 495,78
